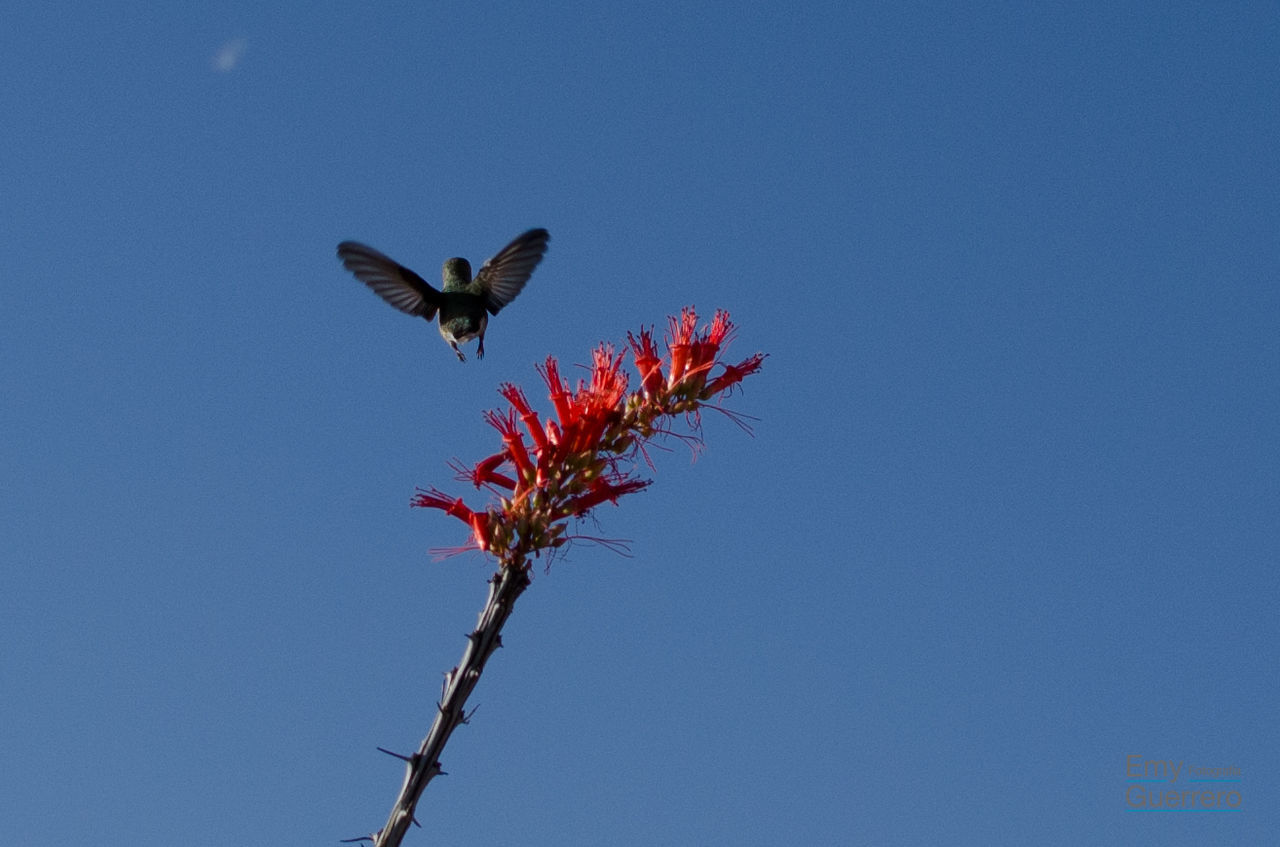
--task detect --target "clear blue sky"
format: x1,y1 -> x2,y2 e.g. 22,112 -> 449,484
3,2 -> 1276,845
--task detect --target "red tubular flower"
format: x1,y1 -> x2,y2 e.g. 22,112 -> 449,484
557,477 -> 651,518
564,345 -> 626,454
468,511 -> 492,551
411,486 -> 457,512
544,418 -> 562,450
671,306 -> 699,342
469,453 -> 516,490
412,488 -> 492,551
538,356 -> 575,427
684,309 -> 735,388
666,307 -> 699,389
627,326 -> 664,397
500,383 -> 549,457
588,344 -> 628,406
705,309 -> 735,347
704,352 -> 767,398
413,306 -> 762,564
499,382 -> 534,416
484,408 -> 535,488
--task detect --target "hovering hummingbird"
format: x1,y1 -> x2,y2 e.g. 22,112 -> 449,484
337,228 -> 550,361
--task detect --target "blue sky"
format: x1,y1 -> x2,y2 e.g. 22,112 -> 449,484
2,2 -> 1277,844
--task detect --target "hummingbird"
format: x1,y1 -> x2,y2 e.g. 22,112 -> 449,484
337,228 -> 550,361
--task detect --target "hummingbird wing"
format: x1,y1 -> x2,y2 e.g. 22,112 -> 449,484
337,241 -> 443,320
471,228 -> 550,315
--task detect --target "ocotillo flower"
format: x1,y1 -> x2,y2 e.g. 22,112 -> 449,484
411,306 -> 765,569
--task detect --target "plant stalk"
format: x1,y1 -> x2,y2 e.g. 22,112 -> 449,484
368,563 -> 530,847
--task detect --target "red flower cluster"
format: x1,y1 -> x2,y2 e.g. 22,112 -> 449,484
412,307 -> 765,568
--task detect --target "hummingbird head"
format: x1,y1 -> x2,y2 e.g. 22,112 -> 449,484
442,257 -> 472,288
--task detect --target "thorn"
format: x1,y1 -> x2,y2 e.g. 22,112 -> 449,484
376,747 -> 412,762
462,703 -> 481,723
339,836 -> 374,844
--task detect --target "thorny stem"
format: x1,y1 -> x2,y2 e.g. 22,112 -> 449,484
363,564 -> 529,847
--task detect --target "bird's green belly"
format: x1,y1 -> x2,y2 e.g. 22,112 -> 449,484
437,305 -> 487,344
